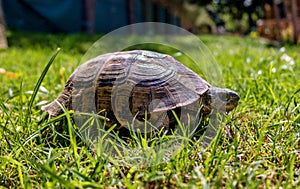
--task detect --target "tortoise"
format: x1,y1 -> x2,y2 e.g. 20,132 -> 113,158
41,50 -> 239,135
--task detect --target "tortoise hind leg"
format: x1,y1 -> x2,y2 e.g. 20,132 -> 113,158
41,90 -> 72,116
42,75 -> 74,116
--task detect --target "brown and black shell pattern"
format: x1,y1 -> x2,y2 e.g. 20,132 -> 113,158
41,50 -> 211,132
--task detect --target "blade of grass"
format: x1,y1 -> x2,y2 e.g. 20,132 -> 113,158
285,88 -> 300,114
26,48 -> 61,123
38,164 -> 75,187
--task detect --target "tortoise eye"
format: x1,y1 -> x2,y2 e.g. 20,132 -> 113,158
228,91 -> 240,102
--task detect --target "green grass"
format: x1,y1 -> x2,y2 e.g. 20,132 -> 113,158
0,31 -> 299,188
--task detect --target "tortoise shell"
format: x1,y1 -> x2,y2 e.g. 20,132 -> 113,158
42,50 -> 238,132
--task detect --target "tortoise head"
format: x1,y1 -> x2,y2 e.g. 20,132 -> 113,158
202,87 -> 240,113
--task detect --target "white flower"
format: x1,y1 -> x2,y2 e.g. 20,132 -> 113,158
281,65 -> 289,70
272,68 -> 276,73
246,57 -> 251,63
0,68 -> 5,74
280,53 -> 293,62
279,53 -> 295,71
279,47 -> 286,52
257,70 -> 262,75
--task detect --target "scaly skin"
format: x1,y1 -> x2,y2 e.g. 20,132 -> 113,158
202,87 -> 240,113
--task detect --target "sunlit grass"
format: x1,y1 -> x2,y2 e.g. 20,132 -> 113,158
0,31 -> 299,188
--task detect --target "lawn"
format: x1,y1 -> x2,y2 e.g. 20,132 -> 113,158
0,31 -> 299,188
